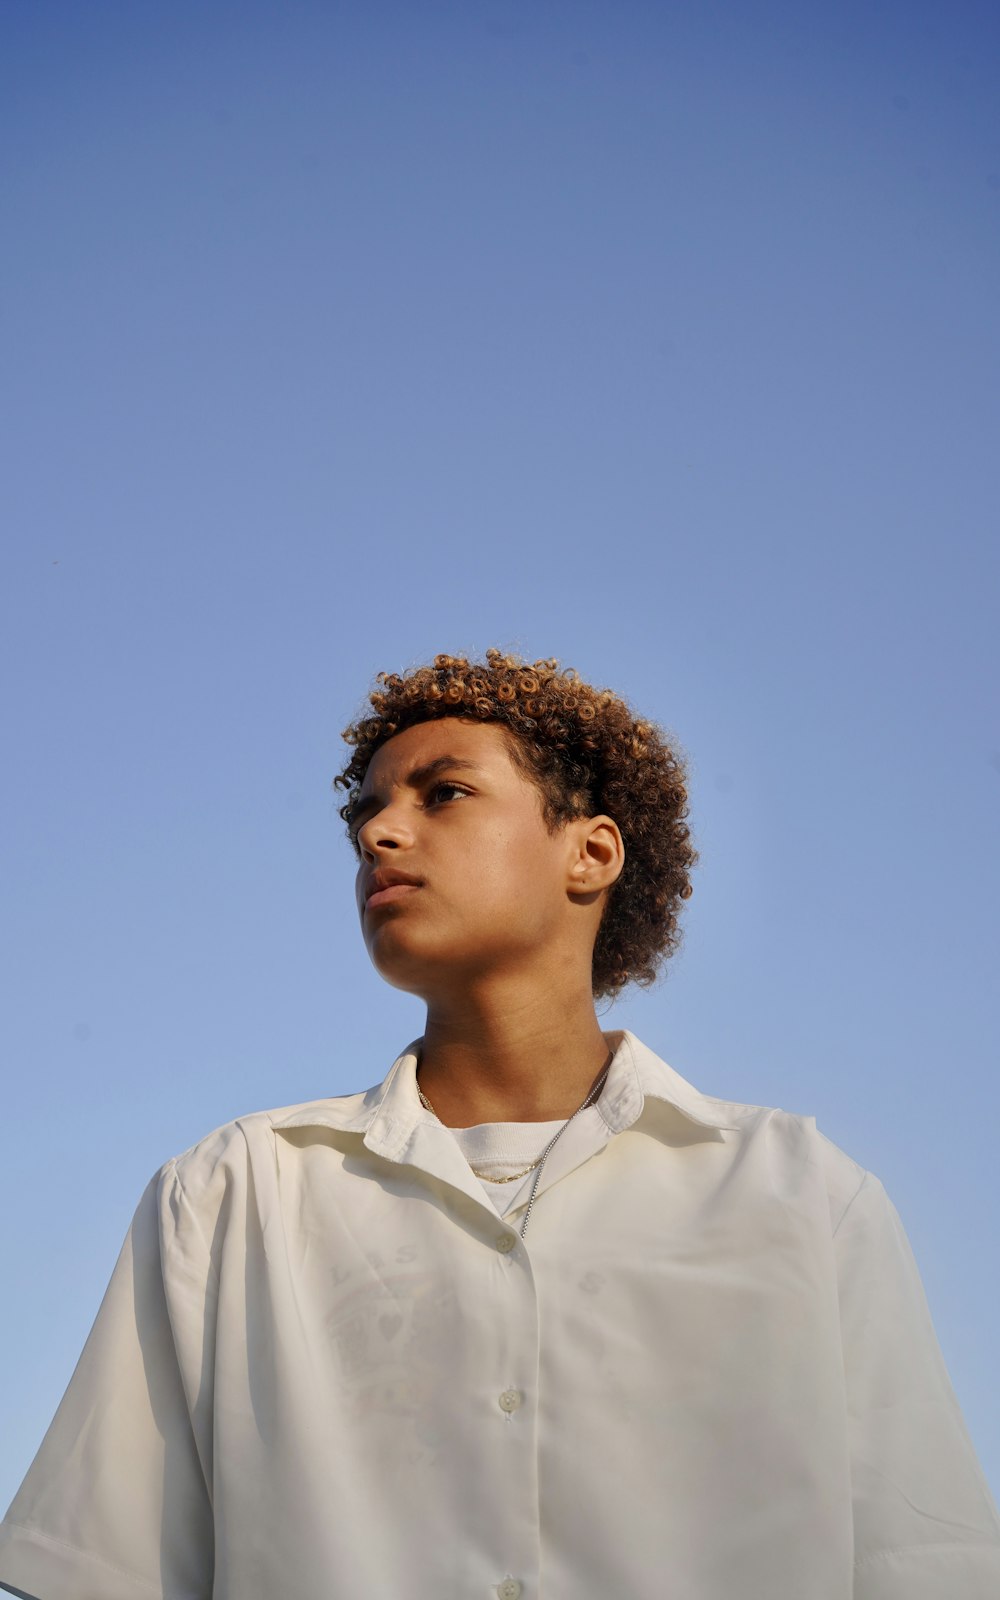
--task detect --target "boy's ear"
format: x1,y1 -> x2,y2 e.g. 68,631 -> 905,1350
568,815 -> 625,895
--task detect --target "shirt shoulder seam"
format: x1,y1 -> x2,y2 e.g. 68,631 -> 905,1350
831,1166 -> 874,1238
161,1156 -> 222,1289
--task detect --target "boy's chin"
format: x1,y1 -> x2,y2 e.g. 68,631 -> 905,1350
367,936 -> 496,999
366,938 -> 451,997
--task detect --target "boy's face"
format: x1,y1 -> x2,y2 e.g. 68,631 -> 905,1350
351,717 -> 595,998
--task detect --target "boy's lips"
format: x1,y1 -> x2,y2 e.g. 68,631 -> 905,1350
363,867 -> 424,909
365,883 -> 421,910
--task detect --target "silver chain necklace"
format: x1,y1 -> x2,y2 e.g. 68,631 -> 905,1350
417,1054 -> 612,1239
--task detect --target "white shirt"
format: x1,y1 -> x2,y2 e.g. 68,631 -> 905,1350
1,1029 -> 998,1600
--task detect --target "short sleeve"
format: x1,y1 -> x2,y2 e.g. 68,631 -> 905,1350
0,1175 -> 214,1600
835,1171 -> 1000,1598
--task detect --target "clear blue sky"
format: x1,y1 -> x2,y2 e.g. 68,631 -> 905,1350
2,0 -> 998,1509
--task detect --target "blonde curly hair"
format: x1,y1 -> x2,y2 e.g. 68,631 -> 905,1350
334,649 -> 698,1000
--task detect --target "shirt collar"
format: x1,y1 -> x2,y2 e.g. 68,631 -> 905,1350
599,1029 -> 742,1133
271,1028 -> 741,1149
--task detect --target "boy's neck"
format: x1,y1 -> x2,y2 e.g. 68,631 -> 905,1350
415,980 -> 613,1126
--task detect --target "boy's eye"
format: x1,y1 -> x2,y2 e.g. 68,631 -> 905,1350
427,782 -> 470,806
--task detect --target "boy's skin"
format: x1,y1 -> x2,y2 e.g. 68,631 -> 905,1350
352,715 -> 624,1125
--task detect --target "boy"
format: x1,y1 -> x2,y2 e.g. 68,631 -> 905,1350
1,648 -> 998,1599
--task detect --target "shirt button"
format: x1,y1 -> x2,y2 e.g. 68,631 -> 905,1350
496,1233 -> 517,1254
497,1582 -> 522,1600
498,1388 -> 522,1413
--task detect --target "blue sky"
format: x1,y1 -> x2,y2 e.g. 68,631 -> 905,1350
2,0 -> 998,1508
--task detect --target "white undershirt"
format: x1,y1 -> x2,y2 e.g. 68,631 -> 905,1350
447,1107 -> 607,1214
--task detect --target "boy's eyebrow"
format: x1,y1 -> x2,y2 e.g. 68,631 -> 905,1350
348,756 -> 484,833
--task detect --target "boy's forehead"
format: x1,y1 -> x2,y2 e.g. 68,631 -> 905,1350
359,717 -> 516,792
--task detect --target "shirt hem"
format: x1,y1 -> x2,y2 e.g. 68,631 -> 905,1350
0,1520 -> 165,1600
852,1538 -> 1000,1600
854,1538 -> 1000,1572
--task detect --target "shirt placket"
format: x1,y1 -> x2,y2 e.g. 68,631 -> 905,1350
475,1218 -> 543,1600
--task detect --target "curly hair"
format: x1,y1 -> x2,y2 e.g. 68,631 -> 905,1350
333,649 -> 698,1001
